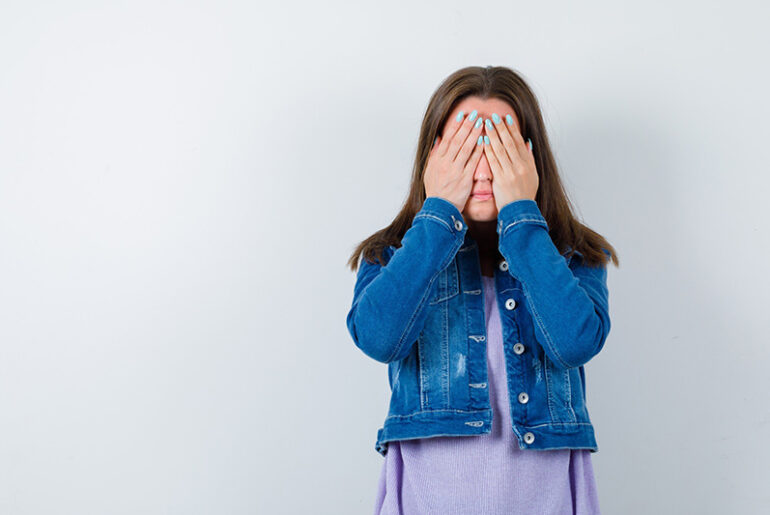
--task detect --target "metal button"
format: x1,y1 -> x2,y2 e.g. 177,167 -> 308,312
454,219 -> 463,231
499,260 -> 508,271
505,298 -> 516,310
518,392 -> 529,404
523,432 -> 535,444
513,343 -> 525,354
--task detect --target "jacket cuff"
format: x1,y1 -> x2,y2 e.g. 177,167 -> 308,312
420,196 -> 468,236
496,199 -> 548,237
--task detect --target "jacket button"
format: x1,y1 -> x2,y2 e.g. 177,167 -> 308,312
505,298 -> 516,310
454,219 -> 464,231
513,343 -> 525,354
499,260 -> 508,271
523,432 -> 535,444
518,392 -> 529,404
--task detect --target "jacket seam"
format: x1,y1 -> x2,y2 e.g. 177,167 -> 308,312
500,217 -> 548,237
520,280 -> 574,369
385,234 -> 461,363
413,212 -> 454,234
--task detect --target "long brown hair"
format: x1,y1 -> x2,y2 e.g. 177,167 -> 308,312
347,65 -> 619,272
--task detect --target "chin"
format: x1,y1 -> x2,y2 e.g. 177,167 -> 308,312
462,205 -> 498,222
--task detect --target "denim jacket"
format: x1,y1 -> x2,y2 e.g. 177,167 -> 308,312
346,196 -> 612,457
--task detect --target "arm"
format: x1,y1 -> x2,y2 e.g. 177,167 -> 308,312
346,197 -> 467,363
496,199 -> 611,370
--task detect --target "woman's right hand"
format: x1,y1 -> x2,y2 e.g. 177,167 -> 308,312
423,109 -> 485,213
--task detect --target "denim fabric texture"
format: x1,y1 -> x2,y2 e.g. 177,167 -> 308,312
346,196 -> 612,457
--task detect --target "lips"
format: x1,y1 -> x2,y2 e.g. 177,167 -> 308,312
472,191 -> 493,199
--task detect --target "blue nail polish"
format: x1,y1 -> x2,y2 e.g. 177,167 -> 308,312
484,135 -> 490,145
469,110 -> 478,122
527,138 -> 532,151
485,119 -> 493,130
477,135 -> 483,145
474,118 -> 482,129
506,114 -> 513,126
456,111 -> 464,122
492,113 -> 501,124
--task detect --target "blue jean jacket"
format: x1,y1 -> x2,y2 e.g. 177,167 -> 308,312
346,196 -> 612,457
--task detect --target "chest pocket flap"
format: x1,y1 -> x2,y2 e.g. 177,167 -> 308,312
429,258 -> 460,304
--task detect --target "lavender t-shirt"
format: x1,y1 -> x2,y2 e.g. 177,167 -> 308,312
373,275 -> 601,514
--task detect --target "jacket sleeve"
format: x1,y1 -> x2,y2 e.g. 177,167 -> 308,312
496,199 -> 612,370
346,196 -> 468,363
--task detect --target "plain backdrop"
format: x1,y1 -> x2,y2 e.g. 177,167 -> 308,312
1,1 -> 769,514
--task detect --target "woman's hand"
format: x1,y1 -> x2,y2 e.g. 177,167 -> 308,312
424,109 -> 485,213
482,113 -> 538,211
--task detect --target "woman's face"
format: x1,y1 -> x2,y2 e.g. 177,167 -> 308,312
441,95 -> 520,223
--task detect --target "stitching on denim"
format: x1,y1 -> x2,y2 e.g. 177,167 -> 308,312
386,236 -> 462,363
564,368 -> 576,421
526,421 -> 594,429
463,289 -> 482,295
418,334 -> 428,408
543,353 -> 557,421
384,408 -> 491,420
442,283 -> 450,406
501,217 -> 548,237
414,213 -> 453,233
520,280 -> 572,368
430,260 -> 460,304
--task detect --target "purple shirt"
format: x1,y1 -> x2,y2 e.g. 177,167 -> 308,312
373,275 -> 601,514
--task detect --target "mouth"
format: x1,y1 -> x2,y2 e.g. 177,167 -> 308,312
471,192 -> 493,201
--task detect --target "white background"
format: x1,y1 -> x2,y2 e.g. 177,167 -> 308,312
1,1 -> 769,513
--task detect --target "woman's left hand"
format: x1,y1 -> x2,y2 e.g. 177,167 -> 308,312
482,113 -> 539,212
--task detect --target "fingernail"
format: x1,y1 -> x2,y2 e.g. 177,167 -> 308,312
474,118 -> 483,129
485,119 -> 493,130
434,136 -> 438,145
492,113 -> 501,124
468,109 -> 478,122
484,135 -> 490,145
456,111 -> 465,122
527,138 -> 532,151
506,114 -> 514,126
477,135 -> 483,145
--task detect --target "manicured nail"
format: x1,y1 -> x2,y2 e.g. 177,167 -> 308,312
474,118 -> 483,129
485,118 -> 493,130
527,138 -> 532,151
434,136 -> 438,145
484,135 -> 490,145
477,135 -> 483,145
506,114 -> 514,126
456,111 -> 464,122
492,113 -> 501,124
468,110 -> 478,122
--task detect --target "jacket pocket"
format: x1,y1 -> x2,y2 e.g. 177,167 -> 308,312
429,258 -> 460,305
543,352 -> 578,427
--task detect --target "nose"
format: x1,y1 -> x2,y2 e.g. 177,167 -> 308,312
474,158 -> 491,181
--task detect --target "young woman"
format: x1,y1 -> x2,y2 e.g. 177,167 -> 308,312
346,66 -> 619,514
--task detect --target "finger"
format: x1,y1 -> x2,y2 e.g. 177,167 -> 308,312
504,112 -> 529,161
430,135 -> 441,155
463,135 -> 485,176
447,109 -> 480,163
438,109 -> 468,157
482,135 -> 503,179
491,113 -> 520,164
455,113 -> 485,168
484,117 -> 511,170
